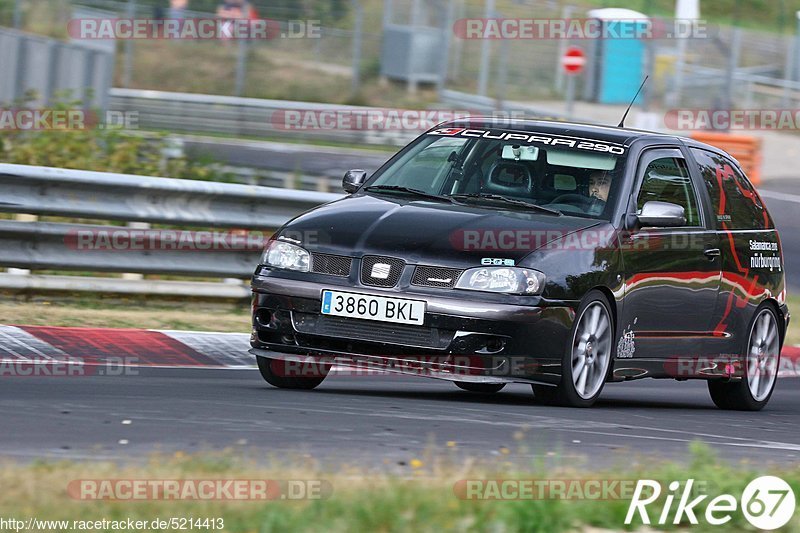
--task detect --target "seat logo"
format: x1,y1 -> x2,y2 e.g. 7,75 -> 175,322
370,263 -> 392,279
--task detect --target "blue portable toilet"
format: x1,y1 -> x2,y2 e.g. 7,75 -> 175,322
586,8 -> 649,104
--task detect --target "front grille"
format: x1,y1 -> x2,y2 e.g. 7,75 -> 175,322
292,312 -> 453,349
360,255 -> 405,288
411,266 -> 463,288
311,253 -> 352,277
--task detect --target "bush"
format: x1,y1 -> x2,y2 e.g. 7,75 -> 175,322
0,95 -> 232,182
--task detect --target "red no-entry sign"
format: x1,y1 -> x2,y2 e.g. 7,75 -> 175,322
561,46 -> 586,75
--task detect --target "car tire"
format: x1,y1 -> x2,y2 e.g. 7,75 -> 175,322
708,306 -> 781,411
256,356 -> 329,390
532,290 -> 615,408
454,382 -> 506,394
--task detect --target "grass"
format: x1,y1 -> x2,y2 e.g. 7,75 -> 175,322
120,38 -> 441,108
0,293 -> 250,333
0,443 -> 798,532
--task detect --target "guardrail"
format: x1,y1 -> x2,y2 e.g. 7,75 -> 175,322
0,164 -> 340,228
110,88 -> 581,150
0,164 -> 342,296
110,88 -> 419,147
438,89 -> 575,122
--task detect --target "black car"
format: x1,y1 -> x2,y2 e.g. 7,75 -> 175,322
249,119 -> 790,409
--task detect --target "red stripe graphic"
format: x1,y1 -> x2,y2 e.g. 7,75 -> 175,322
17,326 -> 220,367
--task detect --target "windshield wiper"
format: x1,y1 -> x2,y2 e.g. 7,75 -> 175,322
364,185 -> 453,203
449,193 -> 562,216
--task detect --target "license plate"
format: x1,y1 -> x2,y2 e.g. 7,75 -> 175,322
321,290 -> 426,326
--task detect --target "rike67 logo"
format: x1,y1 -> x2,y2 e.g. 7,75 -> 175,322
626,476 -> 796,530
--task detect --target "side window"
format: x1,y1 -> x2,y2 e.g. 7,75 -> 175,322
636,156 -> 701,226
690,148 -> 771,230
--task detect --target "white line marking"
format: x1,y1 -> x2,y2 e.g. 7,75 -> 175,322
566,429 -> 800,452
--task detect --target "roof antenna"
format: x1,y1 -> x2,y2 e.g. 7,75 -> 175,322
617,76 -> 649,128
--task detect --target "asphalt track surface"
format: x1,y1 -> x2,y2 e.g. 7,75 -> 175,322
760,179 -> 800,291
2,368 -> 800,469
1,157 -> 797,469
183,138 -> 389,178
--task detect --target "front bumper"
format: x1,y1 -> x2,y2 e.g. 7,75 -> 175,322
250,272 -> 578,384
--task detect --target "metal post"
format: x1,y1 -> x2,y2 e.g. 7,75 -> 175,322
121,222 -> 149,281
495,31 -> 508,109
555,5 -> 574,92
6,214 -> 35,276
565,74 -> 576,119
476,0 -> 494,97
778,0 -> 786,33
43,41 -> 57,106
436,0 -> 455,93
723,27 -> 742,118
12,0 -> 22,29
83,49 -> 97,108
451,0 -> 465,82
642,39 -> 655,112
13,36 -> 26,102
408,0 -> 422,94
383,0 -> 393,26
410,0 -> 421,26
671,36 -> 686,107
351,0 -> 363,96
123,0 -> 136,88
235,39 -> 248,96
795,11 -> 800,82
782,35 -> 794,106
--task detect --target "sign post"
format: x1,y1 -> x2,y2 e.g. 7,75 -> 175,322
561,46 -> 586,119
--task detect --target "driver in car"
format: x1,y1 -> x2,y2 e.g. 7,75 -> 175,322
587,171 -> 611,215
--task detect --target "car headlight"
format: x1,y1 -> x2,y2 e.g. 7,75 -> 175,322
262,240 -> 310,272
455,267 -> 545,295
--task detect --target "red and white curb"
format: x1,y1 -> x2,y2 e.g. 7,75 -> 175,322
0,325 -> 253,369
0,324 -> 798,377
778,345 -> 800,378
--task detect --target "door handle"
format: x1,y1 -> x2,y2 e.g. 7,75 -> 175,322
704,248 -> 721,259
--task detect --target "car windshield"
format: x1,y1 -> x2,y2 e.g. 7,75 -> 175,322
365,128 -> 628,220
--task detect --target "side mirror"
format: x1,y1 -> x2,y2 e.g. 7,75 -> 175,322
342,169 -> 368,193
637,201 -> 686,228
